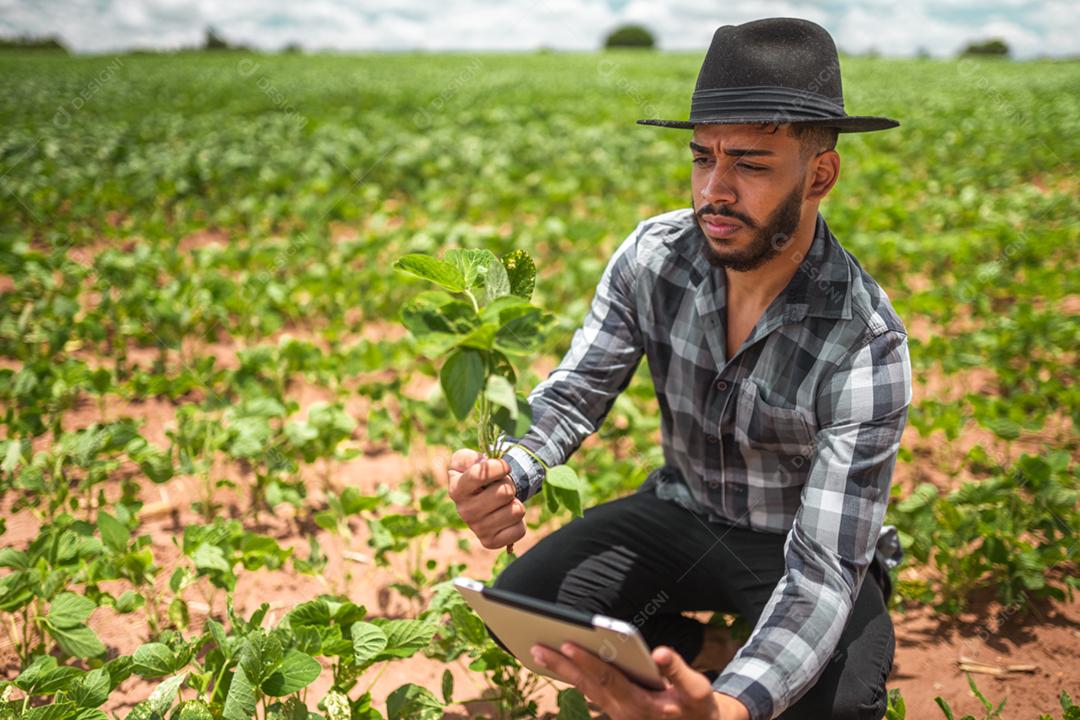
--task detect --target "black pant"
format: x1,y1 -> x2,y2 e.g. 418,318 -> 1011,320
491,476 -> 895,720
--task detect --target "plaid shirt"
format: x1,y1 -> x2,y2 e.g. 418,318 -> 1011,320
503,207 -> 912,720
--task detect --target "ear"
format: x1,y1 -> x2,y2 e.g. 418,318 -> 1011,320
805,149 -> 840,202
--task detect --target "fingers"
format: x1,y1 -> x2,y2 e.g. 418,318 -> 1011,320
449,456 -> 511,499
654,646 -> 689,684
456,479 -> 517,524
471,497 -> 524,535
531,644 -> 588,688
651,646 -> 715,707
481,510 -> 526,549
559,643 -> 632,694
449,448 -> 481,472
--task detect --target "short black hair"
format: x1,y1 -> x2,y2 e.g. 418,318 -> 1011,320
787,124 -> 839,160
753,121 -> 839,160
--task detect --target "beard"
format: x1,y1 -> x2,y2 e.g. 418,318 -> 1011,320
693,177 -> 805,272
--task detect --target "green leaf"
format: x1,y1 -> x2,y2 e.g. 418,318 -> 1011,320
0,547 -> 28,569
480,294 -> 534,325
492,396 -> 532,438
501,249 -> 536,300
400,291 -> 477,340
542,480 -> 560,514
15,656 -> 60,693
385,683 -> 442,720
393,254 -> 465,293
147,672 -> 187,717
557,688 -> 591,720
48,593 -> 97,627
122,701 -> 153,720
104,655 -> 134,690
983,417 -> 1021,440
222,664 -> 257,720
895,483 -> 938,514
73,709 -> 109,720
350,622 -> 388,665
23,703 -> 79,720
444,248 -> 497,290
440,349 -> 485,421
483,258 -> 511,305
133,643 -> 176,679
484,375 -> 517,418
238,633 -> 283,687
456,321 -> 499,351
1,440 -> 23,474
190,544 -> 231,575
114,590 -> 144,614
934,697 -> 958,720
34,666 -> 84,695
287,599 -> 331,628
71,668 -> 110,708
440,669 -> 454,704
97,511 -> 130,553
493,307 -> 552,355
49,623 -> 106,658
545,465 -> 582,491
545,465 -> 585,517
376,619 -> 436,659
175,700 -> 214,720
261,650 -> 322,697
885,688 -> 906,720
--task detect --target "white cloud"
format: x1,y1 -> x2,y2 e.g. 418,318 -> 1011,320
0,0 -> 1075,57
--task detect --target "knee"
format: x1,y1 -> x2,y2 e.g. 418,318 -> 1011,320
825,659 -> 892,720
828,690 -> 888,720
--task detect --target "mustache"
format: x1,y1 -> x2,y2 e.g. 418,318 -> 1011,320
696,204 -> 756,228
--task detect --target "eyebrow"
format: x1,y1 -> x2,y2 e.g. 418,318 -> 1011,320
689,141 -> 775,157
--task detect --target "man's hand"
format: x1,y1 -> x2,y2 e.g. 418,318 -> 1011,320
531,642 -> 750,720
447,449 -> 526,550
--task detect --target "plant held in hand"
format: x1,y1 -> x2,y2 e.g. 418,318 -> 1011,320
393,248 -> 586,518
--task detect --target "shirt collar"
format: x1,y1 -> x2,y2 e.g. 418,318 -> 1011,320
780,212 -> 853,323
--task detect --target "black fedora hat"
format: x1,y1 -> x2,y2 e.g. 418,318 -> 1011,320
637,18 -> 898,133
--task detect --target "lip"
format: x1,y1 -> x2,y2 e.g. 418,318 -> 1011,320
701,216 -> 742,238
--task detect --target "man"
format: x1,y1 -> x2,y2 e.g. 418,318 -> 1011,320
448,17 -> 911,720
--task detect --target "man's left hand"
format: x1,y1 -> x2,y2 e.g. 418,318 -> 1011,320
531,642 -> 750,720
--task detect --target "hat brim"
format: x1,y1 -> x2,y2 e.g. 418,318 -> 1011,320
635,115 -> 899,133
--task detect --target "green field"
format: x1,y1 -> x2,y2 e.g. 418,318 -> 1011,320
0,50 -> 1078,718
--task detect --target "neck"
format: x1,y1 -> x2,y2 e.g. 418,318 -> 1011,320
724,207 -> 817,305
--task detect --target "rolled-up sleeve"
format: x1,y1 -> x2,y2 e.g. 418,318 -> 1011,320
503,224 -> 646,502
713,329 -> 912,719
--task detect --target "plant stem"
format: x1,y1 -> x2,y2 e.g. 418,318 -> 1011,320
4,614 -> 21,664
363,661 -> 390,696
463,289 -> 480,314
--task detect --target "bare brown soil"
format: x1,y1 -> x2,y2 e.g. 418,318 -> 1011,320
1,291 -> 1076,718
2,413 -> 1077,718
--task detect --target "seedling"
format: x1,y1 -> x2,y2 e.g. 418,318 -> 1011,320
394,248 -> 586,518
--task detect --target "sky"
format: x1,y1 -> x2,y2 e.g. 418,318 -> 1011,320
1,0 -> 1077,58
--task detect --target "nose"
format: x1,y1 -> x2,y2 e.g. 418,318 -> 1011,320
700,165 -> 737,205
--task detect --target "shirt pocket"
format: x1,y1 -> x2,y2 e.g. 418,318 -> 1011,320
733,380 -> 816,476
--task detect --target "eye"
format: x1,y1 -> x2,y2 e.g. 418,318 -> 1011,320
692,156 -> 712,166
737,162 -> 766,172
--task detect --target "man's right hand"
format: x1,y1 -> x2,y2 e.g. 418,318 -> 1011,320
448,449 -> 526,550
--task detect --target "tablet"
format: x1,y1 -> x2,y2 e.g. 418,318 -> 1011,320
453,576 -> 666,691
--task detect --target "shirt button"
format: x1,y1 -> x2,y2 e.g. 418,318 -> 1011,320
706,434 -> 719,444
715,380 -> 728,392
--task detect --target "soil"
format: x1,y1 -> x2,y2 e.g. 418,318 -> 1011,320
1,320 -> 1077,719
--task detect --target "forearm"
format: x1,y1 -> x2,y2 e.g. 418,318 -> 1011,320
715,692 -> 751,720
503,227 -> 645,500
